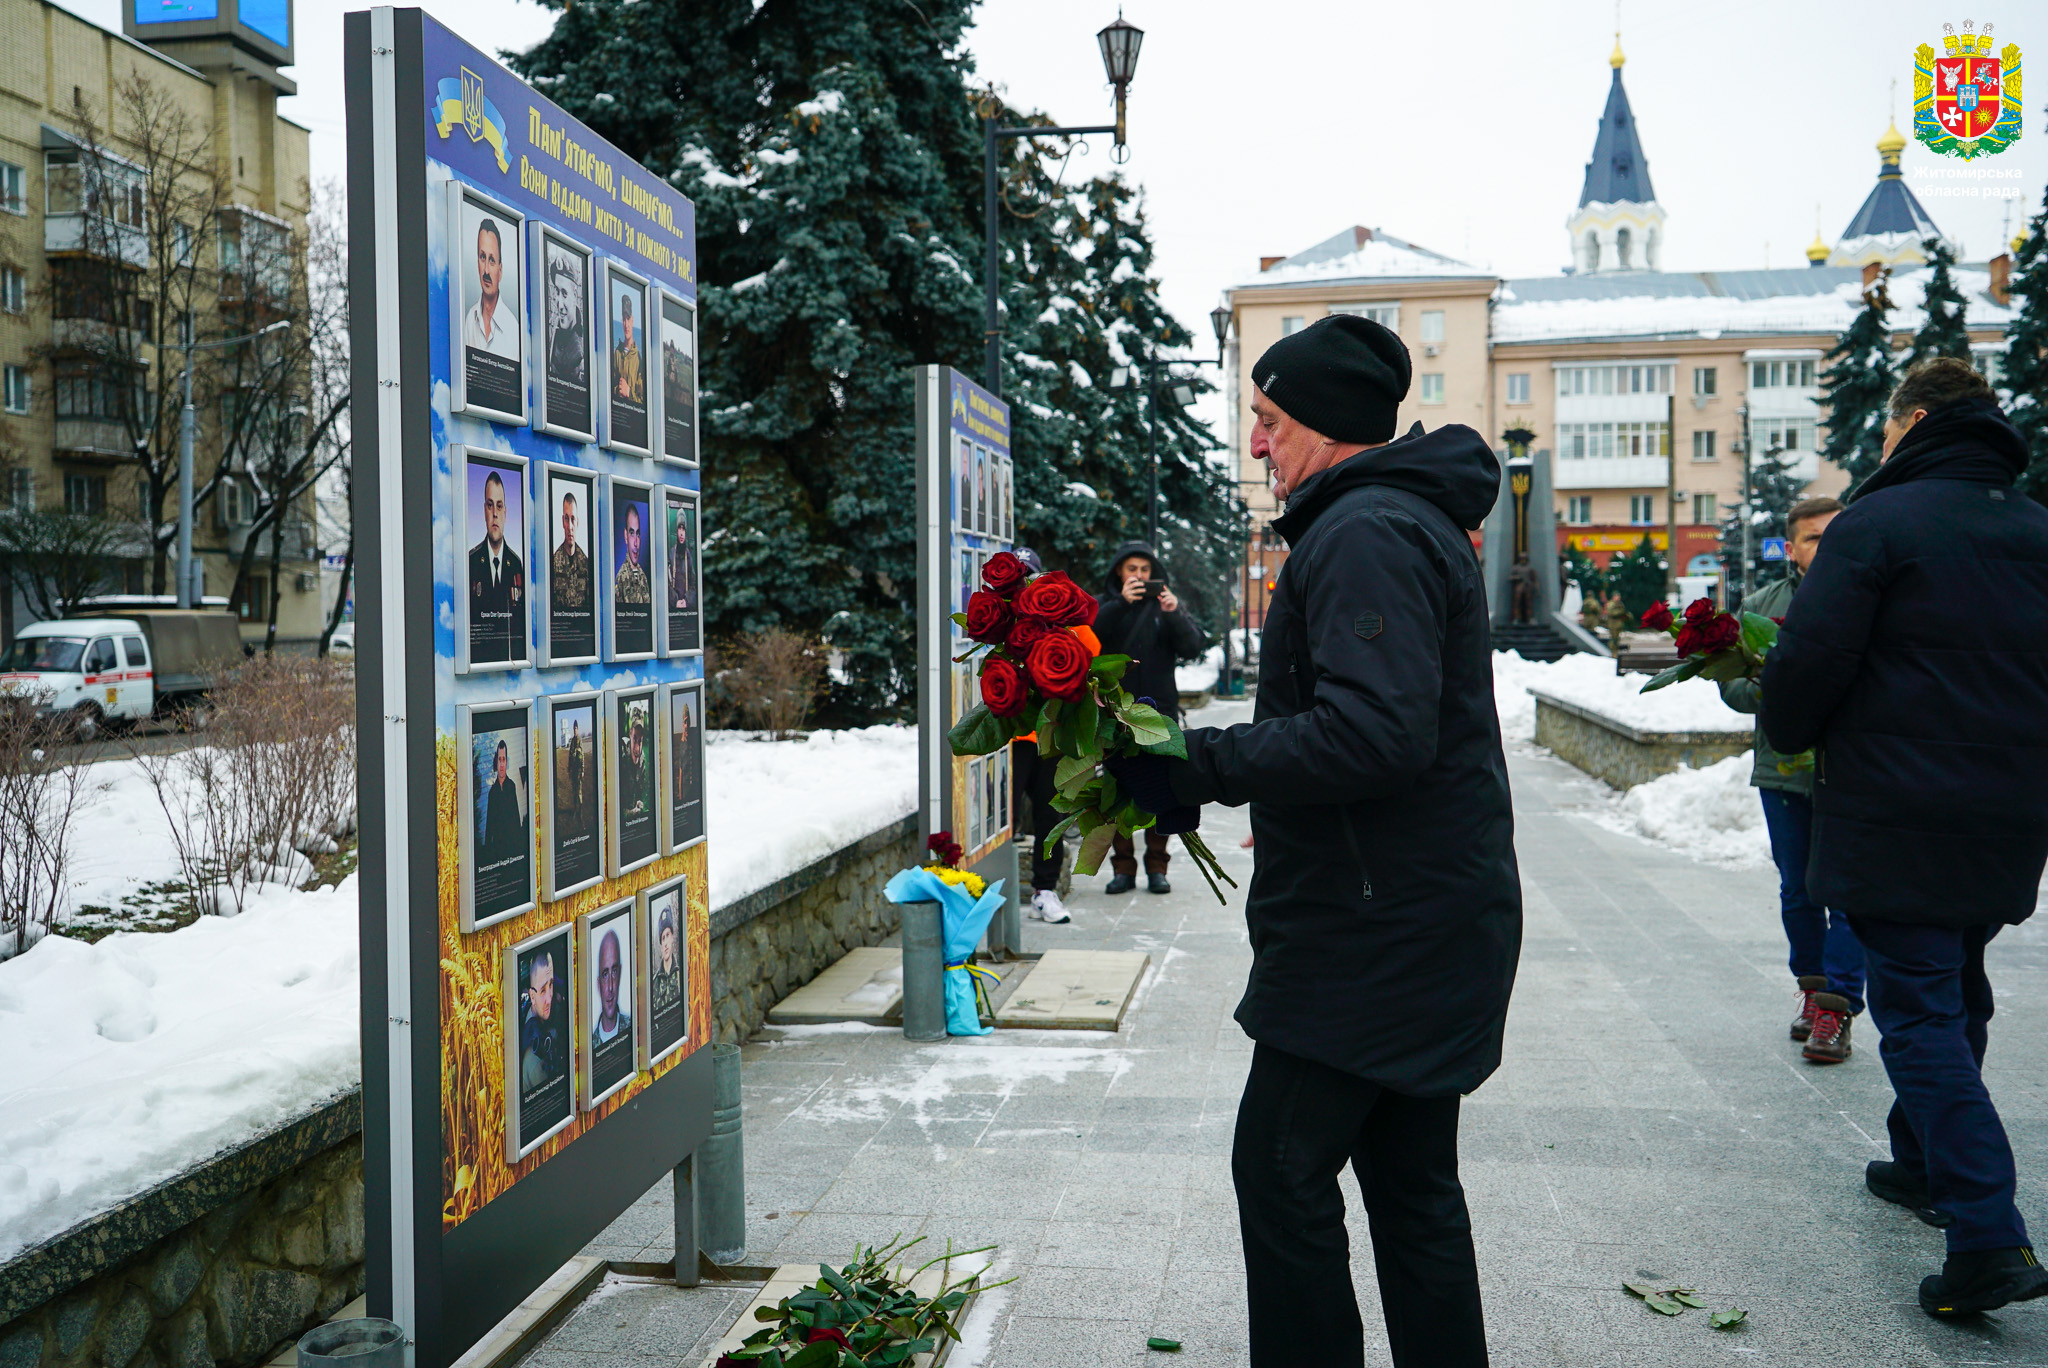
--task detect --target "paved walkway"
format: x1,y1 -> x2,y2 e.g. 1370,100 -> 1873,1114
528,702 -> 2048,1367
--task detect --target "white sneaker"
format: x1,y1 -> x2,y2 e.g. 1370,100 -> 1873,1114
1030,890 -> 1072,924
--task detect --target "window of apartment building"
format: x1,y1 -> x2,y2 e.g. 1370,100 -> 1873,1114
45,148 -> 146,228
1974,348 -> 2007,386
1557,364 -> 1673,397
219,210 -> 291,301
173,221 -> 194,264
0,161 -> 22,215
1419,310 -> 1445,344
1330,302 -> 1398,332
239,575 -> 269,623
63,472 -> 106,515
1757,416 -> 1818,452
1693,366 -> 1717,397
1567,496 -> 1593,525
1692,493 -> 1717,524
1505,373 -> 1531,405
3,365 -> 28,415
1279,316 -> 1305,336
1629,495 -> 1655,525
1418,373 -> 1445,404
0,267 -> 21,315
1691,430 -> 1716,461
219,476 -> 253,528
5,469 -> 29,510
53,364 -> 144,423
1749,358 -> 1817,388
1557,420 -> 1669,458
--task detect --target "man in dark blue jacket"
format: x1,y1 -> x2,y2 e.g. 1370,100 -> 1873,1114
1762,358 -> 2048,1318
1111,314 -> 1520,1367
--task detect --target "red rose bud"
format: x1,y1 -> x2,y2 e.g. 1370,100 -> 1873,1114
1025,629 -> 1091,700
1699,613 -> 1742,653
806,1328 -> 850,1349
1640,602 -> 1675,631
1771,616 -> 1785,625
1014,570 -> 1098,628
927,831 -> 955,853
1673,625 -> 1702,657
981,551 -> 1029,595
980,654 -> 1028,717
1683,596 -> 1717,626
1006,618 -> 1053,655
964,589 -> 1015,643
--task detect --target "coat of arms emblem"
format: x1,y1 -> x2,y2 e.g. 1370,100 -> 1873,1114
1915,22 -> 2023,159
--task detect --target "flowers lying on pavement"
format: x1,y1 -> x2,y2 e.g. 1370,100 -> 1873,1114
718,1235 -> 1010,1366
1636,597 -> 1812,774
947,552 -> 1236,902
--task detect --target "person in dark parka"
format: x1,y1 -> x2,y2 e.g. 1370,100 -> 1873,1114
1761,358 -> 2048,1319
1094,538 -> 1206,894
1110,314 -> 1521,1368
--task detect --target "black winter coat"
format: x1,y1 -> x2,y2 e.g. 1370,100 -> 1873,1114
1168,426 -> 1522,1095
1095,540 -> 1207,720
1761,397 -> 2048,928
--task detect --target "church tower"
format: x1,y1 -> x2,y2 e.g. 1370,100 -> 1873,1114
1827,120 -> 1947,269
1565,35 -> 1666,273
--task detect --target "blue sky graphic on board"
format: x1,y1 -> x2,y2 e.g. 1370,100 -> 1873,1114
421,13 -> 700,733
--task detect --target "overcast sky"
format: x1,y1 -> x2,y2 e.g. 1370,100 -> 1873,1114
68,0 -> 2048,414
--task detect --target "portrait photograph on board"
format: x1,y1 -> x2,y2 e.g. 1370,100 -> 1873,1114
542,691 -> 603,900
606,685 -> 660,876
540,463 -> 598,667
657,289 -> 697,466
661,488 -> 700,657
639,874 -> 689,1068
664,681 -> 705,852
578,898 -> 638,1110
504,923 -> 574,1161
602,263 -> 651,455
534,225 -> 595,442
457,700 -> 534,931
455,449 -> 531,672
955,436 -> 972,530
606,476 -> 655,661
448,184 -> 525,424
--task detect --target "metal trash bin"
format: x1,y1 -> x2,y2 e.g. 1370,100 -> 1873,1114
295,1318 -> 406,1368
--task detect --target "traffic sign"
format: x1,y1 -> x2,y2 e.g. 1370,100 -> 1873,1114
1760,537 -> 1787,562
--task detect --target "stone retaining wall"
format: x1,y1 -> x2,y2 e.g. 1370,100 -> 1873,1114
0,813 -> 920,1366
1531,691 -> 1750,790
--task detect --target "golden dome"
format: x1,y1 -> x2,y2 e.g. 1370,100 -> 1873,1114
2015,232 -> 2029,255
1610,32 -> 1625,68
1876,120 -> 1907,155
1806,232 -> 1831,263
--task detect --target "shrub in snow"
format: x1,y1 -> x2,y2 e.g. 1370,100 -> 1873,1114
713,627 -> 827,738
0,696 -> 103,958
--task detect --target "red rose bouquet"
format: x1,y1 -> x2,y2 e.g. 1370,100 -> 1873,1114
1638,596 -> 1811,772
948,552 -> 1236,902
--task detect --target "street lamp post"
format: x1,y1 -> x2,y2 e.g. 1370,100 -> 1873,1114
1108,305 -> 1233,548
172,318 -> 290,607
983,15 -> 1142,396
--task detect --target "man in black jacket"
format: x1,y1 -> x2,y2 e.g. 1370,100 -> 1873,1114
1111,314 -> 1519,1367
1094,539 -> 1206,894
1762,358 -> 2048,1318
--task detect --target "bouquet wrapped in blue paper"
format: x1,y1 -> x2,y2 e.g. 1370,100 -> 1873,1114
884,832 -> 1006,1035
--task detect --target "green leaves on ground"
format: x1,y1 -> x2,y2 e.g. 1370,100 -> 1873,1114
1624,1281 -> 1744,1329
1709,1307 -> 1747,1329
725,1234 -> 1010,1365
1145,1336 -> 1182,1352
1643,1295 -> 1685,1316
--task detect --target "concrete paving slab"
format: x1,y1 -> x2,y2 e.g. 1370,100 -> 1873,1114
765,946 -> 904,1025
993,949 -> 1150,1029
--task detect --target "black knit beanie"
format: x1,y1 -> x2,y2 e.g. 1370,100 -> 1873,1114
1251,313 -> 1411,444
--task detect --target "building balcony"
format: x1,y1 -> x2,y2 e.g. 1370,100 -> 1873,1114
44,213 -> 150,269
1553,455 -> 1671,490
53,418 -> 139,461
51,317 -> 148,357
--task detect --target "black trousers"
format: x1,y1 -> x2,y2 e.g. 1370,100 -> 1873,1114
1010,739 -> 1065,892
1233,1042 -> 1487,1368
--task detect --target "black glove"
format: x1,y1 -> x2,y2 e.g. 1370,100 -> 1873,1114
1105,754 -> 1201,834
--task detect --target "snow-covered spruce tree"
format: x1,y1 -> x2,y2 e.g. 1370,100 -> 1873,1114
1902,236 -> 1972,373
1606,536 -> 1668,621
2004,185 -> 2048,502
1819,270 -> 1896,489
1716,443 -> 1806,590
512,0 -> 1235,719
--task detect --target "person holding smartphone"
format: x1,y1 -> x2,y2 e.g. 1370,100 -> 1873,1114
1093,540 -> 1206,894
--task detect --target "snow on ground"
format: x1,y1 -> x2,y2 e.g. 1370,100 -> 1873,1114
705,725 -> 916,908
1590,752 -> 1773,868
0,875 -> 360,1262
1174,645 -> 1223,694
1492,650 -> 1747,736
57,759 -> 184,918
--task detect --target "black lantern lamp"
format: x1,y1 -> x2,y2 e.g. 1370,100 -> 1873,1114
1097,14 -> 1144,153
1210,303 -> 1233,364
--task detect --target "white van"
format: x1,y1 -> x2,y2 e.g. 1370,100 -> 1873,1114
0,612 -> 242,736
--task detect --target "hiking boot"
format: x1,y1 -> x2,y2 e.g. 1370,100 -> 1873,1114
1790,974 -> 1828,1041
1147,872 -> 1171,895
1919,1247 -> 2048,1318
1866,1160 -> 1953,1229
1803,993 -> 1853,1063
1105,872 -> 1136,895
1030,889 -> 1071,924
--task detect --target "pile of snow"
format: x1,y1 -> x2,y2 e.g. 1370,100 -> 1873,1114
705,725 -> 917,908
1175,645 -> 1224,694
1596,753 -> 1772,867
1501,651 -> 1748,735
62,760 -> 185,912
0,876 -> 361,1262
